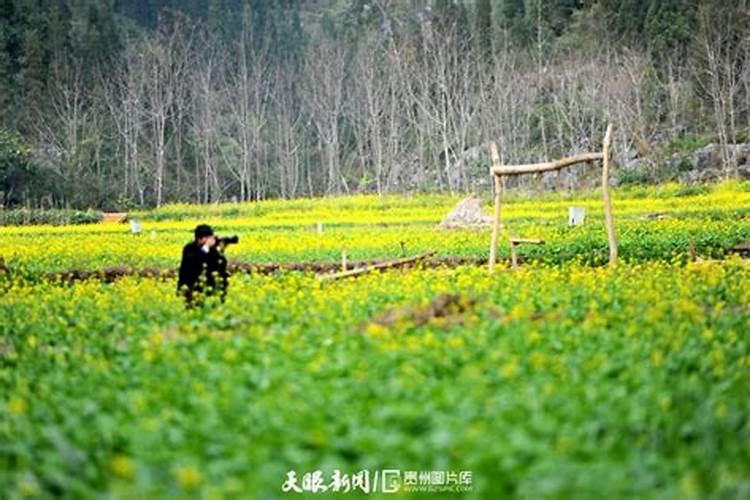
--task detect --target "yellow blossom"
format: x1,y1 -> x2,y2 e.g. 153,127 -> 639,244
110,455 -> 135,480
651,350 -> 663,367
176,466 -> 202,490
7,397 -> 27,416
501,358 -> 519,379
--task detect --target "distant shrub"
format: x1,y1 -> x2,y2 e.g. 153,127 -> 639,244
618,167 -> 653,186
662,135 -> 712,157
0,208 -> 102,226
674,185 -> 710,197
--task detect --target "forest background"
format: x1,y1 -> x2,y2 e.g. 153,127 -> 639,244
1,0 -> 749,209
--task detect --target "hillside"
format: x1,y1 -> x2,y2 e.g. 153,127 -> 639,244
0,0 -> 748,209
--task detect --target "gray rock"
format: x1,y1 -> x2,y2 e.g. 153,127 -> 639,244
673,142 -> 750,183
667,153 -> 683,172
623,157 -> 643,171
698,168 -> 723,182
737,165 -> 750,180
440,196 -> 494,229
730,143 -> 750,165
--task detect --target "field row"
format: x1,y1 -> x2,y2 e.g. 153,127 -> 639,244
1,184 -> 749,277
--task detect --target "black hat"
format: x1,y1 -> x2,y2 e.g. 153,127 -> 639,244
194,224 -> 214,239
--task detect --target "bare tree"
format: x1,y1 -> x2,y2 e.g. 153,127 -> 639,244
349,35 -> 400,194
141,20 -> 192,206
695,1 -> 749,176
190,37 -> 223,203
229,9 -> 270,201
35,58 -> 91,206
303,37 -> 348,195
270,66 -> 306,199
103,37 -> 147,205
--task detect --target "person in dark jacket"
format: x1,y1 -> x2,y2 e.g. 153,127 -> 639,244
177,224 -> 229,307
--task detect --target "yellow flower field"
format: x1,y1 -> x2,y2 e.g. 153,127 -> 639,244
1,182 -> 749,275
1,183 -> 749,498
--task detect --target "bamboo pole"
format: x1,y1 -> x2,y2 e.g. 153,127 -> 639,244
489,142 -> 503,273
601,124 -> 618,266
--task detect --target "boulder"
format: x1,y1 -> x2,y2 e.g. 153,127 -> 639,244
440,196 -> 494,229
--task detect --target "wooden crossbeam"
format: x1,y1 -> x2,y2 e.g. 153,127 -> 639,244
491,152 -> 604,177
510,237 -> 545,269
510,238 -> 545,245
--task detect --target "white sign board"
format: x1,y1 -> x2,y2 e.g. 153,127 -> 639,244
568,207 -> 586,227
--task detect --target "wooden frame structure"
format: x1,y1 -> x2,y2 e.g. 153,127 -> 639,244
488,125 -> 617,272
509,237 -> 545,269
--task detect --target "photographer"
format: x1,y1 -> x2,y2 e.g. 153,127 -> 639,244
177,224 -> 231,308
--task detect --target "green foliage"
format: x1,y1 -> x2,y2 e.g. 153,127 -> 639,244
674,185 -> 710,198
19,27 -> 44,107
0,128 -> 33,207
662,135 -> 712,157
1,258 -> 748,496
433,0 -> 470,40
475,0 -> 493,55
617,166 -> 654,186
643,0 -> 696,53
0,19 -> 12,117
499,0 -> 530,44
598,0 -> 697,54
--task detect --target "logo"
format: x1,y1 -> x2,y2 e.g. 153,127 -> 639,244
281,469 -> 473,494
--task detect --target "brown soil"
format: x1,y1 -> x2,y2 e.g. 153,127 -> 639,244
365,293 -> 479,330
38,256 -> 488,284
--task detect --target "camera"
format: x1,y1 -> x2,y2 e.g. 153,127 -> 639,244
216,235 -> 239,246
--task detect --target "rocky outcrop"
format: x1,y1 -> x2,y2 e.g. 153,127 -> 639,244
667,143 -> 750,183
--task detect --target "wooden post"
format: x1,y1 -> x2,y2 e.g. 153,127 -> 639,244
601,124 -> 618,266
489,142 -> 503,273
509,238 -> 544,270
489,128 -> 616,269
341,250 -> 348,271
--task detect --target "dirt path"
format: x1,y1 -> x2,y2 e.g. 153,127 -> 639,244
37,256 -> 488,284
